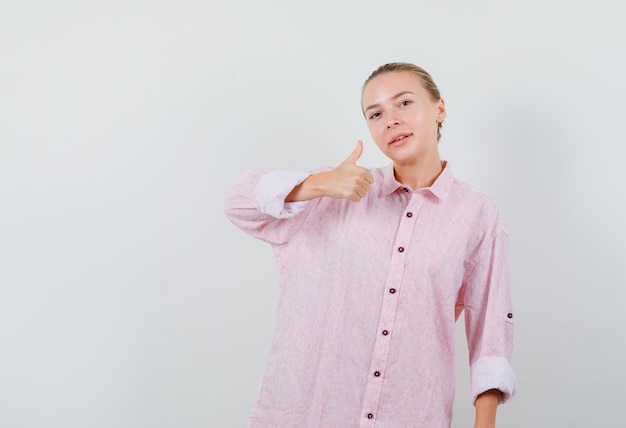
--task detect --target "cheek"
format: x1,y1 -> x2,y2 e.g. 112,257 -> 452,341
410,113 -> 432,131
370,127 -> 386,148
369,123 -> 384,138
367,124 -> 378,139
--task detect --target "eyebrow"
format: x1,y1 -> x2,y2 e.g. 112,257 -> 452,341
363,91 -> 414,114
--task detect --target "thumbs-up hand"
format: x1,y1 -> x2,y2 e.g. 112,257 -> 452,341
325,141 -> 374,202
285,141 -> 375,203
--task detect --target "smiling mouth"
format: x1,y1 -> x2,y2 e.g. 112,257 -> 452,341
390,134 -> 411,145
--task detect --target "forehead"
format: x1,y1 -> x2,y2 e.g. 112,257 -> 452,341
362,71 -> 427,108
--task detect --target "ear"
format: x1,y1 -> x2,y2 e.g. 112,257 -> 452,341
436,98 -> 447,123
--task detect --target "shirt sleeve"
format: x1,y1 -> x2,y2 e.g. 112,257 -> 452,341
224,169 -> 315,245
255,170 -> 313,218
459,226 -> 517,406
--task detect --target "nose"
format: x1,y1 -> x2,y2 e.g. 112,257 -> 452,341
386,113 -> 400,128
386,118 -> 399,129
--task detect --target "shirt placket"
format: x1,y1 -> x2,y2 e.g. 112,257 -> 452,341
360,190 -> 424,426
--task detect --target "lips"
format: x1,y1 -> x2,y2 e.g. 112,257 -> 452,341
389,133 -> 412,146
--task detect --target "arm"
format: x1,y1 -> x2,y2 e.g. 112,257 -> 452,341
459,217 -> 517,419
474,389 -> 500,428
224,168 -> 314,245
224,141 -> 374,244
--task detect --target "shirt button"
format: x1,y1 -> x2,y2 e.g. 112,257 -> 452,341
406,212 -> 413,217
398,247 -> 404,252
374,371 -> 381,377
403,187 -> 409,192
382,330 -> 389,336
367,413 -> 374,419
389,288 -> 396,294
507,313 -> 513,319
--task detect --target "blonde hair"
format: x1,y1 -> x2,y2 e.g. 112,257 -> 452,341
362,62 -> 444,140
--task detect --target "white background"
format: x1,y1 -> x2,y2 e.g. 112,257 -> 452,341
1,1 -> 625,427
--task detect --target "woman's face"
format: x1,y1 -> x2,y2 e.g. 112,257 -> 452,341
362,71 -> 446,167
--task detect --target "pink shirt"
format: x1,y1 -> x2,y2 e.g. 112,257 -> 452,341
224,162 -> 516,428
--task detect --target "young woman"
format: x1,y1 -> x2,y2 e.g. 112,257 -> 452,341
225,62 -> 516,428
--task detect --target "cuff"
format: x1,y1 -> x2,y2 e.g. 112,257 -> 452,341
470,356 -> 517,405
255,170 -> 312,218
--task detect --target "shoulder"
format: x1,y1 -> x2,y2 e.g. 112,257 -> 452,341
451,178 -> 498,206
449,178 -> 507,235
369,166 -> 387,178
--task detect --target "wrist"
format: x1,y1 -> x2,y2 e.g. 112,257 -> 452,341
285,171 -> 331,202
474,389 -> 499,428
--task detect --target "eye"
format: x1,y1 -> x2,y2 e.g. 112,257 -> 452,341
369,112 -> 381,120
399,99 -> 412,107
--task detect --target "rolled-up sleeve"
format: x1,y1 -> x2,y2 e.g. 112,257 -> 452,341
224,169 -> 314,245
461,228 -> 517,405
255,170 -> 312,218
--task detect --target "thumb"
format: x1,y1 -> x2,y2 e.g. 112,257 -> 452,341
345,140 -> 364,165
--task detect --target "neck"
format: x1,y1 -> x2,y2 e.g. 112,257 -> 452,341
393,154 -> 443,190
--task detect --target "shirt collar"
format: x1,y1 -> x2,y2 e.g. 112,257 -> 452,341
382,161 -> 454,200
